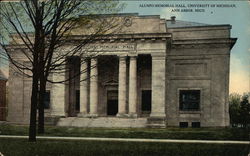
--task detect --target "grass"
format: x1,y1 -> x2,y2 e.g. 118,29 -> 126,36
0,124 -> 249,155
0,138 -> 249,156
0,124 -> 249,141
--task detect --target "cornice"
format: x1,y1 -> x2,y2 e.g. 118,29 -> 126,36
172,38 -> 237,49
67,33 -> 172,43
7,33 -> 172,48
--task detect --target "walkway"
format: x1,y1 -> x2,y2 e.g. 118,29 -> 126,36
0,135 -> 249,144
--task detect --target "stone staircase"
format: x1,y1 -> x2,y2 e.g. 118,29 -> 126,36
45,116 -> 167,128
146,117 -> 167,128
56,117 -> 148,128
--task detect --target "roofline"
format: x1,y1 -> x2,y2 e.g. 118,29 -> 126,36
167,24 -> 232,29
172,38 -> 237,50
79,13 -> 139,17
7,33 -> 172,46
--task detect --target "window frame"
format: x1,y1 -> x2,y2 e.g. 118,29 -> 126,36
178,88 -> 202,112
44,90 -> 51,110
75,90 -> 80,111
141,90 -> 152,112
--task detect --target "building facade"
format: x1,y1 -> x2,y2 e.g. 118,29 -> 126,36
0,70 -> 7,121
7,14 -> 236,127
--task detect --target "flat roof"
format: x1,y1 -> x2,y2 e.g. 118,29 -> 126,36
166,20 -> 210,28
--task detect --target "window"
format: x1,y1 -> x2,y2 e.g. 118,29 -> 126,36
76,90 -> 80,111
179,122 -> 188,128
44,91 -> 50,109
179,90 -> 200,111
192,122 -> 200,128
141,90 -> 151,112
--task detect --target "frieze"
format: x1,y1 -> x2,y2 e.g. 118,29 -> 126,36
84,43 -> 136,52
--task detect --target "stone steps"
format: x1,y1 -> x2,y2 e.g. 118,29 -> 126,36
56,117 -> 148,128
45,116 -> 167,128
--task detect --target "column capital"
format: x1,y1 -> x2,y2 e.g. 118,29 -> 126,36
151,52 -> 166,59
129,55 -> 138,59
90,57 -> 98,61
128,52 -> 138,56
118,54 -> 128,58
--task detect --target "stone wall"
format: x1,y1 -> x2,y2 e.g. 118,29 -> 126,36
166,25 -> 233,127
0,80 -> 7,121
7,64 -> 27,123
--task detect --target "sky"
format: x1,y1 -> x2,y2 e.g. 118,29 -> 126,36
0,0 -> 249,94
121,0 -> 250,94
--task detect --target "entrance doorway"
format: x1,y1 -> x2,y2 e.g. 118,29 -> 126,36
107,90 -> 118,116
141,90 -> 151,114
68,90 -> 80,117
66,56 -> 80,117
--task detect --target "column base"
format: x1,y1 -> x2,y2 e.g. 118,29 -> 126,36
147,116 -> 167,128
50,111 -> 65,117
150,112 -> 166,118
77,112 -> 88,117
128,113 -> 138,118
116,113 -> 127,118
48,115 -> 65,118
87,114 -> 98,118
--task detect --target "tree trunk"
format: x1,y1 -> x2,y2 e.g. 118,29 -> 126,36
29,74 -> 39,142
38,75 -> 46,134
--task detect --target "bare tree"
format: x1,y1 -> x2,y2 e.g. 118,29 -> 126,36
0,0 -> 124,141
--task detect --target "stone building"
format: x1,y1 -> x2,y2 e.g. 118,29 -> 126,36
0,69 -> 7,121
7,14 -> 236,127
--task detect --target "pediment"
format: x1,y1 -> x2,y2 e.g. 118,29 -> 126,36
103,79 -> 118,86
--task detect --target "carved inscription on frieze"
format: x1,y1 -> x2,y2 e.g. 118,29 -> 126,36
84,43 -> 136,52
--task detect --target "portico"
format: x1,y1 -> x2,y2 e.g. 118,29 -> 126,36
58,47 -> 168,119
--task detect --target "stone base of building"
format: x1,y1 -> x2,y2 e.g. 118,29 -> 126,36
146,117 -> 167,128
5,115 -> 229,128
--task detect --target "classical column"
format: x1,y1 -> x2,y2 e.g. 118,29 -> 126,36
129,56 -> 137,117
150,54 -> 166,118
89,58 -> 98,117
78,60 -> 88,117
51,61 -> 66,116
117,55 -> 127,117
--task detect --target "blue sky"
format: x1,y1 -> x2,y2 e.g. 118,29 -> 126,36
122,1 -> 250,94
0,1 -> 249,94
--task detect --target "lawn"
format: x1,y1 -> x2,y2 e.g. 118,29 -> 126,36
0,124 -> 249,141
0,138 -> 249,156
0,124 -> 249,156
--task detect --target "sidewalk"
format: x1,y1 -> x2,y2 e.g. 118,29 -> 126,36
0,135 -> 249,144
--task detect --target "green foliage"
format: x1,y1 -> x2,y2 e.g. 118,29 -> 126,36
0,138 -> 249,156
239,93 -> 250,128
229,92 -> 250,128
229,93 -> 241,126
